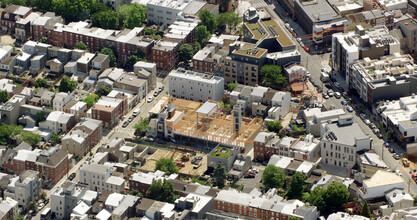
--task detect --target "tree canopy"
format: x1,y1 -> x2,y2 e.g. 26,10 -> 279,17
117,4 -> 146,29
20,132 -> 41,146
218,12 -> 241,33
155,158 -> 178,175
134,117 -> 149,136
126,49 -> 146,70
146,179 -> 177,203
308,182 -> 349,213
38,37 -> 48,44
199,10 -> 217,33
96,85 -> 112,97
178,44 -> 195,63
287,172 -> 306,199
260,65 -> 287,89
34,78 -> 48,88
59,77 -> 78,93
267,120 -> 282,132
83,93 -> 99,108
262,164 -> 285,189
75,42 -> 88,51
361,201 -> 371,218
195,26 -> 211,47
213,163 -> 227,187
0,91 -> 9,103
0,124 -> 22,144
308,186 -> 326,211
100,48 -> 117,67
91,10 -> 119,29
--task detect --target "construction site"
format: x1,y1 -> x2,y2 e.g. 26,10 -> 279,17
151,97 -> 263,151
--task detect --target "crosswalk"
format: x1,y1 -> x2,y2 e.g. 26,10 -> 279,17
251,1 -> 268,9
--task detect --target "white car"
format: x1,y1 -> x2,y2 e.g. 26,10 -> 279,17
364,119 -> 371,125
346,106 -> 353,112
297,37 -> 302,43
334,92 -> 341,99
147,96 -> 154,103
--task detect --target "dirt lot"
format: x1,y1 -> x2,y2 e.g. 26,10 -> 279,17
0,34 -> 15,47
140,148 -> 207,177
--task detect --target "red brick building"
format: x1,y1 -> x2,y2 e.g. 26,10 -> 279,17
1,4 -> 32,33
4,148 -> 71,184
151,41 -> 179,71
192,45 -> 217,73
91,96 -> 128,128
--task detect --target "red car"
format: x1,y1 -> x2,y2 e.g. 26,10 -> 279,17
304,46 -> 310,52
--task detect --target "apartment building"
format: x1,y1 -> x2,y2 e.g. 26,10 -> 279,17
3,147 -> 71,184
0,197 -> 18,220
349,53 -> 417,106
151,40 -> 179,70
4,170 -> 40,208
332,25 -> 400,81
90,96 -> 128,128
31,12 -> 64,41
221,42 -> 267,86
0,4 -> 32,33
168,68 -> 224,102
15,12 -> 41,42
254,132 -> 320,162
321,115 -> 372,174
397,17 -> 417,54
213,189 -> 318,220
53,92 -> 73,111
192,45 -> 218,73
0,95 -> 26,125
79,164 -> 125,193
146,0 -> 195,29
51,181 -> 88,219
62,118 -> 103,157
164,21 -> 198,45
39,111 -> 76,134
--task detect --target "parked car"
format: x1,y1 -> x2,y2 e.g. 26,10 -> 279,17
128,116 -> 134,122
193,161 -> 202,169
68,173 -> 76,180
334,92 -> 341,99
402,158 -> 410,167
132,108 -> 140,117
373,128 -> 380,134
393,154 -> 401,160
370,123 -> 376,129
153,90 -> 159,97
360,113 -> 366,120
158,85 -> 164,92
297,37 -> 302,43
327,90 -> 334,97
304,46 -> 310,52
346,106 -> 353,112
389,148 -> 395,153
341,100 -> 347,105
377,133 -> 383,139
323,94 -> 329,99
122,121 -> 129,128
191,156 -> 202,164
147,96 -> 154,103
145,137 -> 154,142
364,119 -> 371,125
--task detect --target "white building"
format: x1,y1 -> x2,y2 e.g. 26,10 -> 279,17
79,164 -> 125,193
380,189 -> 414,216
321,115 -> 371,174
359,170 -> 405,200
145,0 -> 195,29
4,170 -> 40,208
168,68 -> 224,102
266,91 -> 291,121
306,109 -> 345,136
0,197 -> 18,220
51,181 -> 88,219
332,25 -> 400,81
53,92 -> 73,111
39,111 -> 75,134
327,212 -> 369,220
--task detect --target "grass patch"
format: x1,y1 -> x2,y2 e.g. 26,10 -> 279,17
191,177 -> 206,185
14,82 -> 22,86
211,146 -> 231,159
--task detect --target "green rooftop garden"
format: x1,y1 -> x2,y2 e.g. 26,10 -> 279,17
211,146 -> 231,159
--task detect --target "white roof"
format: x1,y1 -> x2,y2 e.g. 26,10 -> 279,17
251,86 -> 268,97
268,155 -> 293,169
14,150 -> 40,162
81,190 -> 98,203
70,102 -> 87,111
296,161 -> 315,174
130,171 -> 166,185
364,170 -> 404,188
96,209 -> 112,220
119,145 -> 134,152
386,189 -> 413,205
72,201 -> 90,215
196,102 -> 217,115
105,193 -> 125,207
46,111 -> 73,124
106,176 -> 125,186
360,152 -> 387,168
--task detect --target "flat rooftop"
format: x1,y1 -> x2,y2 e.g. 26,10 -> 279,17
232,43 -> 267,58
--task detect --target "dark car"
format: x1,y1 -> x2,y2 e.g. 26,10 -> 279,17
191,156 -> 202,164
68,173 -> 76,180
122,121 -> 129,128
389,148 -> 395,153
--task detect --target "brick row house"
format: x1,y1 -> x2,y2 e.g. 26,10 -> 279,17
0,4 -> 32,33
3,147 -> 71,184
90,95 -> 128,129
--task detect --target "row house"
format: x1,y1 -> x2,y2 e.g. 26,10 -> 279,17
62,118 -> 103,157
15,12 -> 41,42
31,12 -> 64,42
32,20 -> 154,63
151,40 -> 179,71
90,96 -> 128,128
0,4 -> 32,33
3,147 -> 71,184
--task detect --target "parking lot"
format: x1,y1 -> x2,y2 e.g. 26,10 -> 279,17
236,165 -> 264,193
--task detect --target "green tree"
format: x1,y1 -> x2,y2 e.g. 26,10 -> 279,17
155,158 -> 178,175
217,12 -> 242,33
51,133 -> 60,144
38,190 -> 47,200
309,186 -> 326,211
199,9 -> 217,33
52,0 -> 94,22
267,120 -> 282,132
361,201 -> 371,218
100,47 -> 117,67
75,42 -> 88,51
213,163 -> 227,187
126,50 -> 146,70
38,36 -> 48,44
0,124 -> 22,144
59,77 -> 78,92
16,215 -> 24,220
83,93 -> 99,108
134,117 -> 149,136
28,200 -> 38,211
195,26 -> 211,46
0,90 -> 9,103
91,10 -> 119,29
262,164 -> 285,190
35,111 -> 46,125
34,78 -> 48,88
20,132 -> 41,146
324,182 -> 349,211
117,3 -> 146,28
147,179 -> 177,203
287,172 -> 306,199
178,44 -> 194,63
96,85 -> 112,97
128,189 -> 142,197
260,65 -> 287,88
288,217 -> 300,220
228,83 -> 238,91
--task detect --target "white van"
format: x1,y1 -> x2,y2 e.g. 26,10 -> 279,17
132,108 -> 140,117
